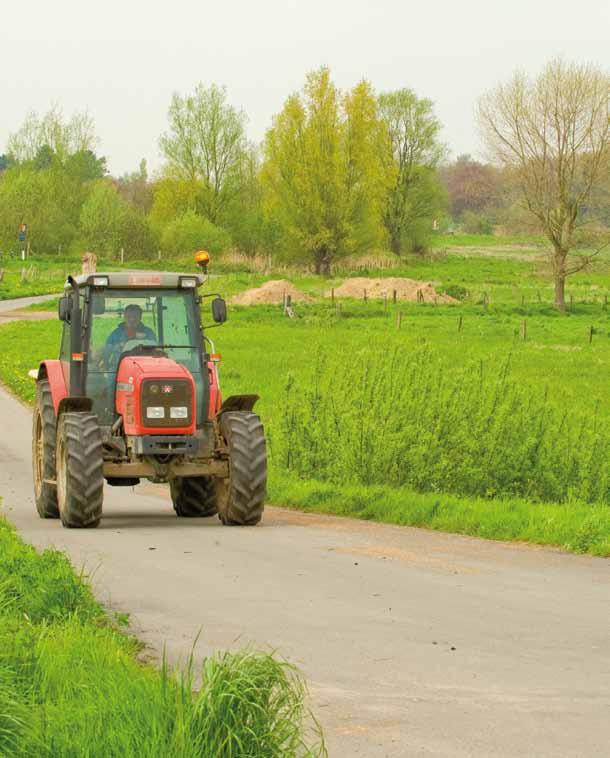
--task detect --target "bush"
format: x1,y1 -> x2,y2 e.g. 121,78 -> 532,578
161,210 -> 232,257
461,210 -> 493,235
277,347 -> 610,505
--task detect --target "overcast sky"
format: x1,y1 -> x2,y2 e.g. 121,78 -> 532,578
1,0 -> 608,175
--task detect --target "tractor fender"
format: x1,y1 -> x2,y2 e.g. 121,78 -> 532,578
37,360 -> 68,416
216,394 -> 260,417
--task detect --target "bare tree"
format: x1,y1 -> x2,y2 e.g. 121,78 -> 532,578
7,104 -> 97,163
478,58 -> 609,310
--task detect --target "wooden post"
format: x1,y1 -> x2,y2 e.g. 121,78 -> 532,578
458,315 -> 463,332
392,289 -> 397,304
522,319 -> 527,341
120,247 -> 124,265
363,289 -> 367,302
396,311 -> 402,330
589,325 -> 594,344
331,288 -> 335,304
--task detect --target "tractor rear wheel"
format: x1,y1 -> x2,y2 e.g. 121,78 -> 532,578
32,379 -> 59,519
56,412 -> 104,528
217,411 -> 266,526
170,476 -> 218,517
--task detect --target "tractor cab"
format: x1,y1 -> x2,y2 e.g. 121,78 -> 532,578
32,260 -> 266,529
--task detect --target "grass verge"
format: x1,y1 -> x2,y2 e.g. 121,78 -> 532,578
0,516 -> 325,757
269,469 -> 610,556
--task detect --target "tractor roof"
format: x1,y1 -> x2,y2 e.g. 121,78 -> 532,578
69,271 -> 206,290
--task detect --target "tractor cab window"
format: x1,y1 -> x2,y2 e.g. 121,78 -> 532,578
87,289 -> 204,426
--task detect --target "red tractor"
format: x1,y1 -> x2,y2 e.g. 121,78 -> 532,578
32,256 -> 266,528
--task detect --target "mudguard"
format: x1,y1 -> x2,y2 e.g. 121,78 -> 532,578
217,394 -> 259,416
37,360 -> 68,415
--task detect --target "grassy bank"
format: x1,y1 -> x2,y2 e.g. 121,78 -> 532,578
0,517 -> 324,756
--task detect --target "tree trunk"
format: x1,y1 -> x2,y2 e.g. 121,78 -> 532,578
314,249 -> 332,277
554,275 -> 566,311
389,228 -> 402,256
552,246 -> 567,311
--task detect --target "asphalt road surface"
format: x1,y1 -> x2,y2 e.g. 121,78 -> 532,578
0,383 -> 608,756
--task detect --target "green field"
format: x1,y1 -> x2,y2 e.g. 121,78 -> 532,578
0,517 -> 324,756
0,241 -> 608,556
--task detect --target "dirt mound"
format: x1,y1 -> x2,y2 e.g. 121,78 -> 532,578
231,280 -> 314,305
329,277 -> 458,304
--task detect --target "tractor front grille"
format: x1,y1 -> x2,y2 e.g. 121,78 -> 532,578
141,379 -> 193,428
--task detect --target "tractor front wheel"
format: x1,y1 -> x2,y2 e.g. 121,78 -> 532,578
56,412 -> 104,528
32,379 -> 59,519
217,411 -> 266,526
170,476 -> 218,517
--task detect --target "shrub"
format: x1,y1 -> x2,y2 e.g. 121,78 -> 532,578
161,210 -> 232,257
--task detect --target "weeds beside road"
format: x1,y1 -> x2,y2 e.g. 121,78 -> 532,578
0,517 -> 325,757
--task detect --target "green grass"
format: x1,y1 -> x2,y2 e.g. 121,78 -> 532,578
1,247 -> 609,556
0,517 -> 325,757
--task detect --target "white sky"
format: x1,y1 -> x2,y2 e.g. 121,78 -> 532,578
1,0 -> 608,175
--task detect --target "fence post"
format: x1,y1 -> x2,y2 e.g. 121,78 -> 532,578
120,247 -> 124,265
458,315 -> 463,332
522,319 -> 527,341
392,289 -> 397,304
589,325 -> 594,344
331,287 -> 335,304
396,311 -> 402,330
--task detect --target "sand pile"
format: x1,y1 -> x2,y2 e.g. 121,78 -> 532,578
231,279 -> 314,305
329,277 -> 458,304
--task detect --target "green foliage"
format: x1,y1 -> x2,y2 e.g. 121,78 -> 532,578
378,89 -> 446,254
261,68 -> 388,274
462,209 -> 494,235
161,210 -> 232,256
160,84 -> 249,224
0,165 -> 84,252
79,179 -> 127,255
0,517 -> 325,756
277,348 -> 609,504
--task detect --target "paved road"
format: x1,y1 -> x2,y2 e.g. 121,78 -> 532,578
0,385 -> 608,757
0,292 -> 59,311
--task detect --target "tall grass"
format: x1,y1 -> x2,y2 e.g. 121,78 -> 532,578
0,518 -> 325,757
278,347 -> 609,505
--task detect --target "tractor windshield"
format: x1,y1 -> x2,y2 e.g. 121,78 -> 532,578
87,289 -> 205,425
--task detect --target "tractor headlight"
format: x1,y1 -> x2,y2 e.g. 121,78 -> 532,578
146,406 -> 165,419
170,406 -> 188,419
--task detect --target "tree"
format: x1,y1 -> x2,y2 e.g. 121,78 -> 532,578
261,67 -> 388,275
159,84 -> 248,223
439,154 -> 500,219
478,58 -> 609,310
378,89 -> 445,254
160,210 -> 231,257
7,105 -> 97,164
117,158 -> 153,213
79,180 -> 127,255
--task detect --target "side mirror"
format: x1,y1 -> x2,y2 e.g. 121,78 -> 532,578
58,296 -> 72,323
211,297 -> 227,324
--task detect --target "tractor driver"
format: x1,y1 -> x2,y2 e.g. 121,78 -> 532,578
105,303 -> 157,351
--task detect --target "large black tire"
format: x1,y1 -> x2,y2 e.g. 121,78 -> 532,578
218,411 -> 266,526
32,379 -> 59,518
170,476 -> 218,517
56,412 -> 104,528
